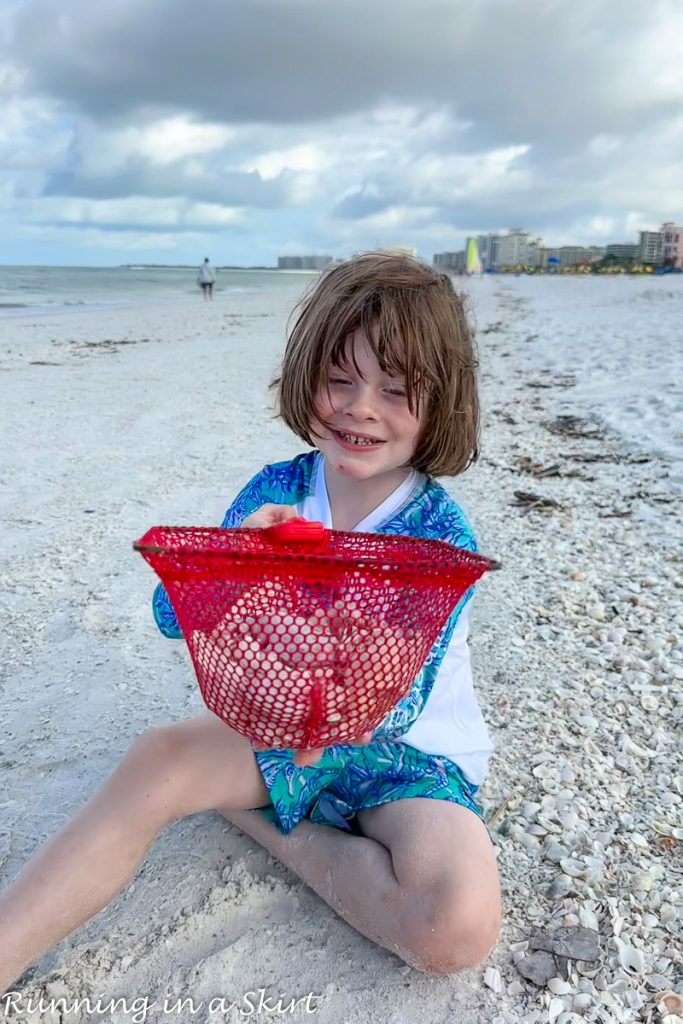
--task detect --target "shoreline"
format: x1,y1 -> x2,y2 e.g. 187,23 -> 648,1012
0,282 -> 681,1022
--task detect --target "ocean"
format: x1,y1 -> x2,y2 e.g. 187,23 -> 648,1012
0,265 -> 318,316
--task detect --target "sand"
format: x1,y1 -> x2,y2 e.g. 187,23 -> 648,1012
1,277 -> 681,1023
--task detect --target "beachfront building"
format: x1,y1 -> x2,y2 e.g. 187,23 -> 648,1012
433,250 -> 466,272
475,234 -> 500,269
535,245 -> 605,269
604,243 -> 638,264
661,222 -> 683,268
496,229 -> 543,268
638,231 -> 663,266
386,246 -> 418,257
278,255 -> 333,270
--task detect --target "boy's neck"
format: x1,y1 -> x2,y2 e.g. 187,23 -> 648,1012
322,458 -> 412,531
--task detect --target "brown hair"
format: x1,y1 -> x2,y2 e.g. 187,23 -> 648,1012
273,250 -> 479,476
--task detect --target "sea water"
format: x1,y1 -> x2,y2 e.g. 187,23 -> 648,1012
0,265 -> 317,316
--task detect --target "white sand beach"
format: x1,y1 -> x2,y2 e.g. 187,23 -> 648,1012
1,277 -> 682,1023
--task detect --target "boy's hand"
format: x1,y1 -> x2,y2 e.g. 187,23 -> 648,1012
253,731 -> 375,767
241,504 -> 298,529
293,731 -> 375,766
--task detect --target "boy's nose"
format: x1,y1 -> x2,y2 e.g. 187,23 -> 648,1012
342,387 -> 379,420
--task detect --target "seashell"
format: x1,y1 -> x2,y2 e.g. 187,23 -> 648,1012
659,904 -> 678,924
646,974 -> 675,990
629,832 -> 649,847
548,977 -> 573,995
548,997 -> 567,1023
484,966 -> 502,993
611,911 -> 624,938
548,875 -> 573,899
544,841 -> 569,865
537,814 -> 563,834
634,870 -> 653,892
575,962 -> 599,978
656,991 -> 683,1015
615,938 -> 645,975
624,989 -> 645,1010
560,858 -> 586,878
653,820 -> 673,836
509,940 -> 530,953
532,752 -> 555,766
620,736 -> 652,760
557,806 -> 581,831
579,907 -> 599,931
572,993 -> 594,1015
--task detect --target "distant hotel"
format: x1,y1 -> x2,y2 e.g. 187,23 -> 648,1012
434,221 -> 683,271
278,255 -> 332,270
278,247 -> 419,271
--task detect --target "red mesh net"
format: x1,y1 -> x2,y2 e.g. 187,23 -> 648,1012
135,519 -> 497,749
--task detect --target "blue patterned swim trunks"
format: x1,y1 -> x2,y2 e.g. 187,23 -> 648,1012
254,740 -> 484,835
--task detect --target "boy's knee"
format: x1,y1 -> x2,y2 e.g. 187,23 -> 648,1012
403,889 -> 501,975
118,725 -> 196,818
126,725 -> 180,773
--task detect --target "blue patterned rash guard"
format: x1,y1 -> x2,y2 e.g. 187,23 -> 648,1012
152,450 -> 493,785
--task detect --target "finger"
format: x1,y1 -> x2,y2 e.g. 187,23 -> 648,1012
242,504 -> 298,529
293,748 -> 324,767
353,731 -> 375,746
270,505 -> 298,524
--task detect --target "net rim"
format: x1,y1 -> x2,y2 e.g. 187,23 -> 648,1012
134,525 -> 501,580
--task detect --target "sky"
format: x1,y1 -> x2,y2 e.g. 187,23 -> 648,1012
1,0 -> 682,266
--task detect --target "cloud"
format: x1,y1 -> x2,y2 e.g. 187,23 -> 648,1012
1,0 -> 682,263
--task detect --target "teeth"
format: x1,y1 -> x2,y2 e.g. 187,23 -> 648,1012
338,432 -> 378,446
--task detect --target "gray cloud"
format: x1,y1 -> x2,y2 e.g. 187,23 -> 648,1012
43,161 -> 288,207
1,0 -> 682,262
8,0 -> 679,151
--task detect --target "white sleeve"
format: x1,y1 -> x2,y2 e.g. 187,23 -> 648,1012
400,605 -> 493,784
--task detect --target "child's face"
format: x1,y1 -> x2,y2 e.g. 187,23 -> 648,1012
312,328 -> 423,483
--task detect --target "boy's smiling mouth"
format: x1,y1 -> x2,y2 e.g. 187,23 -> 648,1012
332,429 -> 385,448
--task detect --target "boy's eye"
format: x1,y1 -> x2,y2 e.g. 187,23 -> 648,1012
386,387 -> 407,397
328,376 -> 352,385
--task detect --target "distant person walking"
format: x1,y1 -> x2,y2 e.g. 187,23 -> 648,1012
197,258 -> 216,300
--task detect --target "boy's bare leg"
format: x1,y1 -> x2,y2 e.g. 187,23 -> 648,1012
0,717 -> 268,993
223,798 -> 501,974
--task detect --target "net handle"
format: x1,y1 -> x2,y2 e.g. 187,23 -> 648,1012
263,517 -> 327,546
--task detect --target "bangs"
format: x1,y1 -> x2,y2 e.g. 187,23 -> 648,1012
325,290 -> 437,414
